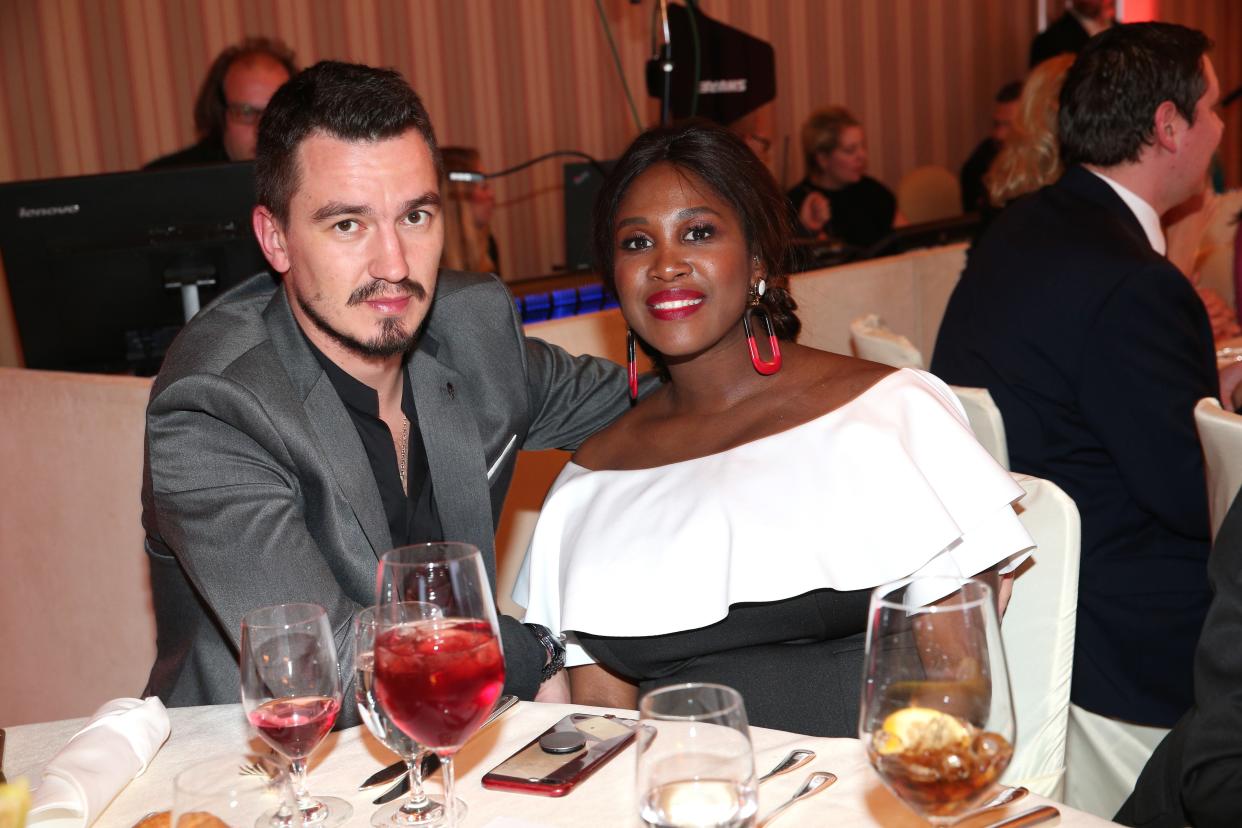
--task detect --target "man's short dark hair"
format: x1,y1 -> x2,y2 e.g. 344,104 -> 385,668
996,81 -> 1023,104
1059,22 -> 1211,167
193,36 -> 297,140
255,61 -> 442,223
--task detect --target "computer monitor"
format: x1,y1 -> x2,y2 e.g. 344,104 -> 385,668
562,159 -> 615,273
857,213 -> 982,261
0,162 -> 269,375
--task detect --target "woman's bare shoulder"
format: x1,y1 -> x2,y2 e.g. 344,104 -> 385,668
779,345 -> 900,417
571,386 -> 667,470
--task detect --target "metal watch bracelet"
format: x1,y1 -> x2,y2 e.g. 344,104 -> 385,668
524,622 -> 567,682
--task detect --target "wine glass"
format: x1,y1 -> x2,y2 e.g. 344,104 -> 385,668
636,683 -> 758,828
174,754 -> 302,826
174,754 -> 301,826
356,602 -> 462,827
859,577 -> 1016,826
240,602 -> 352,827
373,543 -> 506,828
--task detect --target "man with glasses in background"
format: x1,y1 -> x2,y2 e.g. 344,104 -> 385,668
145,36 -> 296,169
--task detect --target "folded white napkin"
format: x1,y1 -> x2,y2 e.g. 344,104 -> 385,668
28,697 -> 171,827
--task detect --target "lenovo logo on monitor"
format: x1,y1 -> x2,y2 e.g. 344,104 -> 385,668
17,204 -> 80,219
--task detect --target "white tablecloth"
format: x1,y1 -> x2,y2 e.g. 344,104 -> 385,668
6,702 -> 1118,827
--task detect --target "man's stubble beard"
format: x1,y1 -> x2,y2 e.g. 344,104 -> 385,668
295,277 -> 429,359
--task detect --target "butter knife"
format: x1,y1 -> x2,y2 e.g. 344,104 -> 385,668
359,694 -> 518,791
983,805 -> 1061,828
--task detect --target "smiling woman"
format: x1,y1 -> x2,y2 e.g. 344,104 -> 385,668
512,121 -> 1035,737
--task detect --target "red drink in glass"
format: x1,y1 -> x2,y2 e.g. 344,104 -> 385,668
247,695 -> 340,759
374,618 -> 505,749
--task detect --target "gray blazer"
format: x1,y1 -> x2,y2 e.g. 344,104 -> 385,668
141,271 -> 635,721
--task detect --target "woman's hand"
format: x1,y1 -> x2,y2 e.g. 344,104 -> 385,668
798,191 -> 831,235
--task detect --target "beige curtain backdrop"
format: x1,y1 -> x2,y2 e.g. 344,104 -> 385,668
0,0 -> 1238,365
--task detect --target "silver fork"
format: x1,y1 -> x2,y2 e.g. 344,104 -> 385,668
237,752 -> 282,779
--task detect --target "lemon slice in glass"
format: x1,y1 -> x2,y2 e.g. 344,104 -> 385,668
875,707 -> 971,755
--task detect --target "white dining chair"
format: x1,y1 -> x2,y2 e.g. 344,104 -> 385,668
951,386 -> 1009,469
1000,473 -> 1081,800
0,368 -> 157,726
848,313 -> 924,368
1194,396 -> 1242,541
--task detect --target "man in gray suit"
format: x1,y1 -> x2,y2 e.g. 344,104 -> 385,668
142,61 -> 634,719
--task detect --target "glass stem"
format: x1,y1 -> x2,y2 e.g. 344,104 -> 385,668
289,757 -> 312,808
439,752 -> 457,827
402,753 -> 431,811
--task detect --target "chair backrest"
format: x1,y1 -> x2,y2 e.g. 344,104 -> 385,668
1194,396 -> 1242,541
0,368 -> 156,726
896,165 -> 962,224
1000,473 -> 1081,799
849,313 -> 924,368
951,385 -> 1009,469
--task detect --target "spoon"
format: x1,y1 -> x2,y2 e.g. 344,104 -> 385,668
949,786 -> 1030,825
759,749 -> 816,784
756,771 -> 837,827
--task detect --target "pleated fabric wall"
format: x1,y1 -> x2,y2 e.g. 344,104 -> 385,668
0,0 -> 1044,280
0,0 -> 1235,283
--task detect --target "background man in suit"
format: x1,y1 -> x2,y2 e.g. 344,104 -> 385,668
931,22 -> 1222,815
1030,0 -> 1116,67
959,80 -> 1022,214
1116,486 -> 1242,827
142,61 -> 636,721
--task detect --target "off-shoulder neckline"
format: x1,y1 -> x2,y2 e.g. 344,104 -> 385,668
569,367 -> 924,474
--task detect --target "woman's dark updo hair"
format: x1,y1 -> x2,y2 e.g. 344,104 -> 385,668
591,119 -> 800,371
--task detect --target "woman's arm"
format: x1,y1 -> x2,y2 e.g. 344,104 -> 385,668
974,559 -> 1014,617
569,664 -> 640,709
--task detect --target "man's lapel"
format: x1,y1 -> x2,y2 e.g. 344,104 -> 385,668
263,290 -> 393,558
409,343 -> 498,583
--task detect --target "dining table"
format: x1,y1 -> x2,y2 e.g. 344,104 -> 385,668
6,701 -> 1120,827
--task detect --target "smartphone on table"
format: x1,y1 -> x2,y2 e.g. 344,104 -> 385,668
481,713 -> 639,796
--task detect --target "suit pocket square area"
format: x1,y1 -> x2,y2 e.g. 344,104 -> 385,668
486,434 -> 518,481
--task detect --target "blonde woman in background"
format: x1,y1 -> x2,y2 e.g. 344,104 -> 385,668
984,53 -> 1076,207
440,146 -> 500,275
787,106 -> 905,248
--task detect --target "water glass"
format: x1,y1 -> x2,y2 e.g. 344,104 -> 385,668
355,602 -> 455,827
636,683 -> 757,828
173,754 -> 301,826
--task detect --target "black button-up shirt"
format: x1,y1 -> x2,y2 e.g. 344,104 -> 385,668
307,340 -> 443,547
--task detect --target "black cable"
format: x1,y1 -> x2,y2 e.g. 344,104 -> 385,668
449,150 -> 608,182
687,0 -> 701,117
595,0 -> 643,131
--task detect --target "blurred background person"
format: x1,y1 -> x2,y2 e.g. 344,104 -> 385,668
726,103 -> 775,170
787,106 -> 905,249
1030,0 -> 1117,67
145,36 -> 296,169
984,54 -> 1076,208
439,146 -> 500,276
960,81 -> 1022,213
1165,185 -> 1242,347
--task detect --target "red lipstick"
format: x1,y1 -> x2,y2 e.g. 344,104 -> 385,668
646,289 -> 705,321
